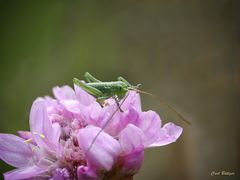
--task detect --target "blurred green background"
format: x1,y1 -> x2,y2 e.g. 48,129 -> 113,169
0,1 -> 239,179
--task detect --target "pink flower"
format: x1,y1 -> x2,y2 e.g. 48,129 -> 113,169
0,83 -> 183,179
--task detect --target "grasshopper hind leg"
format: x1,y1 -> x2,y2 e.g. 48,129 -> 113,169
84,72 -> 102,83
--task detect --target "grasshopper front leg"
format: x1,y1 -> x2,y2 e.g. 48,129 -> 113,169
118,76 -> 141,89
117,76 -> 132,87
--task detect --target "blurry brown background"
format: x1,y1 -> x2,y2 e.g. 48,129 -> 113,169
0,1 -> 239,180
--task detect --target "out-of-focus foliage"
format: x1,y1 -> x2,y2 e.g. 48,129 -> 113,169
0,1 -> 239,179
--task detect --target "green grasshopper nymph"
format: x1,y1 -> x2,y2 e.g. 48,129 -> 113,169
73,72 -> 140,112
73,72 -> 190,125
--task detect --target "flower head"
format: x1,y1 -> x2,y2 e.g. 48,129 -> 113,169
0,82 -> 182,179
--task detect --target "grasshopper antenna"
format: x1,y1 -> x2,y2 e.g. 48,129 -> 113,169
132,88 -> 191,125
87,92 -> 130,151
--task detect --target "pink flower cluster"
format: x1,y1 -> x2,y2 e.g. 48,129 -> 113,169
0,84 -> 183,180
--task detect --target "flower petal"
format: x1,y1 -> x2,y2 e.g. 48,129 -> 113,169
138,110 -> 162,146
88,103 -> 140,137
78,125 -> 121,171
120,146 -> 144,176
149,122 -> 183,147
104,105 -> 141,137
30,99 -> 51,137
74,83 -> 95,106
30,99 -> 61,151
0,133 -> 33,168
120,91 -> 141,111
4,165 -> 47,180
18,131 -> 37,145
17,131 -> 33,140
118,124 -> 145,153
60,99 -> 81,114
79,101 -> 110,128
53,86 -> 76,101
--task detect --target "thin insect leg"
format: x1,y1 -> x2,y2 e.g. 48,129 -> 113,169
87,92 -> 130,151
113,95 -> 123,112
